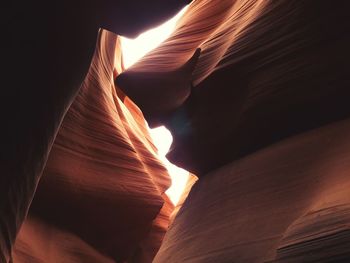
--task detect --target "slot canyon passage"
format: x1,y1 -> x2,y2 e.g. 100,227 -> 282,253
2,0 -> 350,262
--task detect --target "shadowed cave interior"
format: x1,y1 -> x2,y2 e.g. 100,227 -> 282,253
2,0 -> 350,262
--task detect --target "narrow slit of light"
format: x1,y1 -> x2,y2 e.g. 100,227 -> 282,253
120,6 -> 189,205
120,6 -> 188,69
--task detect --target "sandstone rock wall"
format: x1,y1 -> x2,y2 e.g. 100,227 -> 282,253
12,30 -> 173,263
119,0 -> 350,175
154,119 -> 350,262
116,0 -> 350,261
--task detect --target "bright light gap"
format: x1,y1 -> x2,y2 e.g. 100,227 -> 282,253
120,6 -> 190,205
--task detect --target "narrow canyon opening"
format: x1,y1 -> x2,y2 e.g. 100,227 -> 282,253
120,6 -> 190,205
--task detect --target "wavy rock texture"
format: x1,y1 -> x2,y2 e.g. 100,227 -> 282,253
118,0 -> 350,174
115,0 -> 350,261
115,49 -> 201,127
154,119 -> 350,262
1,1 -> 190,262
12,30 -> 173,263
4,0 -> 350,262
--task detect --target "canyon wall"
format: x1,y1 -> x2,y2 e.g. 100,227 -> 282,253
117,0 -> 350,261
11,30 -> 173,263
3,0 -> 350,261
118,0 -> 350,175
154,119 -> 350,262
2,1 -> 189,262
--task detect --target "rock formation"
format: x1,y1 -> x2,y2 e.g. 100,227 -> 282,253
3,0 -> 350,262
119,0 -> 350,175
11,30 -> 174,263
116,0 -> 350,261
154,119 -> 350,262
2,1 -> 189,262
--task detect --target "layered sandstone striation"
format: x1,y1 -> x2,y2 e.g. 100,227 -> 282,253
1,1 -> 190,261
118,0 -> 350,175
12,30 -> 174,263
3,0 -> 350,262
116,0 -> 350,261
154,119 -> 350,262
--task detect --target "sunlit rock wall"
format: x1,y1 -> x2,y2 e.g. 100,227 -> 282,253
119,0 -> 350,175
117,0 -> 350,261
154,119 -> 350,262
1,1 -> 190,262
12,30 -> 173,263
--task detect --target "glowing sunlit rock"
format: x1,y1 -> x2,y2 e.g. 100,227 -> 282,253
120,7 -> 190,205
120,6 -> 188,69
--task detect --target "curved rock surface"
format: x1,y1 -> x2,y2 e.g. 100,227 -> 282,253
1,1 -> 189,262
118,0 -> 350,175
154,119 -> 350,262
10,30 -> 174,263
115,0 -> 350,261
3,0 -> 350,262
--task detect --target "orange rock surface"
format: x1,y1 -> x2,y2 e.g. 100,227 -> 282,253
119,0 -> 350,175
116,0 -> 350,261
3,0 -> 350,261
154,119 -> 350,262
1,2 -> 189,262
12,30 -> 173,263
